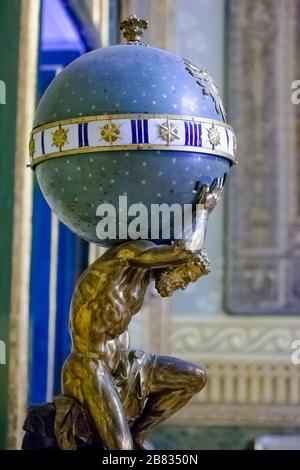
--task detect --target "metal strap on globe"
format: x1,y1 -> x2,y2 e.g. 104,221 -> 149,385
29,113 -> 237,168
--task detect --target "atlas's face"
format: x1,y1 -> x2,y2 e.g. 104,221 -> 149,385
155,262 -> 204,297
174,266 -> 202,291
169,271 -> 189,292
183,264 -> 204,284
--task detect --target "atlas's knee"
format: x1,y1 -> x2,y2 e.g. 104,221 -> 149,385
189,366 -> 207,393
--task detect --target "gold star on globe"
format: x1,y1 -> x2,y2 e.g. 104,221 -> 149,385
52,127 -> 69,149
207,125 -> 221,148
158,121 -> 180,144
29,135 -> 35,158
100,123 -> 121,143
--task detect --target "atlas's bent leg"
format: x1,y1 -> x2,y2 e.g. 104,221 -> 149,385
131,355 -> 206,444
62,353 -> 133,450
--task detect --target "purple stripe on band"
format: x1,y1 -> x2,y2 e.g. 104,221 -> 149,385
194,122 -> 198,146
41,131 -> 45,154
225,128 -> 229,150
198,123 -> 202,147
137,119 -> 143,143
78,123 -> 83,147
83,122 -> 89,146
184,121 -> 189,145
143,120 -> 149,143
131,120 -> 137,144
189,122 -> 193,146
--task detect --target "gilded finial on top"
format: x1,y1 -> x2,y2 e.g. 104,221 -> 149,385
120,15 -> 149,45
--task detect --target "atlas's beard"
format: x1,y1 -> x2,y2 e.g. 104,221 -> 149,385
155,267 -> 188,297
155,250 -> 211,297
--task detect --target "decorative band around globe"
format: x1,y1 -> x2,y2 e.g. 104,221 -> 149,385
29,114 -> 237,168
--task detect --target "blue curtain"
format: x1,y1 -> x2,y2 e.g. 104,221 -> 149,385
28,2 -> 91,405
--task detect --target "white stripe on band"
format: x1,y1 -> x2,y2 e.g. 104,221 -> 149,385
29,114 -> 237,167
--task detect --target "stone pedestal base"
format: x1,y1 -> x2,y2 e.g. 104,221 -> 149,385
22,397 -> 103,450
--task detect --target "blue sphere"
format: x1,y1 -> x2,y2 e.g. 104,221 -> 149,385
32,45 -> 234,245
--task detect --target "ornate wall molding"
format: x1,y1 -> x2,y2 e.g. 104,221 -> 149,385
140,306 -> 300,427
168,403 -> 300,428
170,316 -> 300,361
226,0 -> 300,314
163,314 -> 300,427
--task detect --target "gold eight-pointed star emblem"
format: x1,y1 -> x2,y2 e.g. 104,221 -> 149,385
52,127 -> 69,149
207,125 -> 221,148
158,121 -> 180,144
100,122 -> 121,143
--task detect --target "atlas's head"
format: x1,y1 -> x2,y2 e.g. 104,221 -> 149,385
155,251 -> 210,297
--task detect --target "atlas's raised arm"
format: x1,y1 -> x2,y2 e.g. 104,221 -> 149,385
125,243 -> 194,269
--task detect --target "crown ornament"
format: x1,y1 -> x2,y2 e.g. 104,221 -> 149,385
120,15 -> 149,44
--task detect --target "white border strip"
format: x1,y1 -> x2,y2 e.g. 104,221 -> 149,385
30,115 -> 237,166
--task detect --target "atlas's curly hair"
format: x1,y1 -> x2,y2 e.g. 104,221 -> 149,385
155,250 -> 210,298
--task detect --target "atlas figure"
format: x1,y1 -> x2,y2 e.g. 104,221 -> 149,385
59,241 -> 209,450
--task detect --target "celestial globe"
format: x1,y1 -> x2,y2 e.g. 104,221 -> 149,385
29,16 -> 236,246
